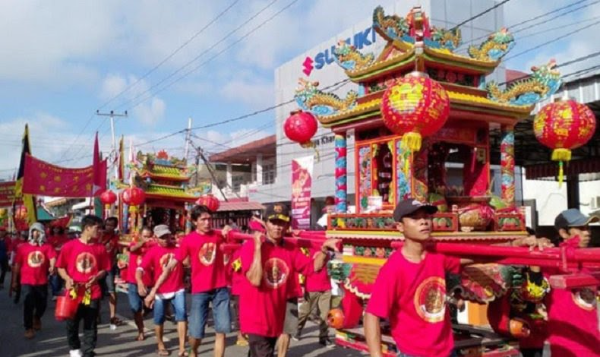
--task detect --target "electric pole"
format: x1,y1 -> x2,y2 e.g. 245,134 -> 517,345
96,110 -> 128,180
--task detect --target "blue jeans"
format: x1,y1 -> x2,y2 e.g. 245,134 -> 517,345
188,288 -> 231,339
127,283 -> 143,313
153,290 -> 187,325
50,273 -> 63,297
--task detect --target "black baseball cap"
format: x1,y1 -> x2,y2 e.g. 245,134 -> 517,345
265,203 -> 290,223
393,198 -> 438,222
555,208 -> 599,231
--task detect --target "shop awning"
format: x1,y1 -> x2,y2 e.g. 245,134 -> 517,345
217,201 -> 265,212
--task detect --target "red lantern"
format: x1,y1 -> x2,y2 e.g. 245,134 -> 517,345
122,187 -> 146,207
534,99 -> 596,184
380,72 -> 450,151
196,194 -> 220,212
284,110 -> 318,147
99,190 -> 117,208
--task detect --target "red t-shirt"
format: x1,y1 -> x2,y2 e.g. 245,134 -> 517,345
127,240 -> 156,285
366,251 -> 461,357
140,245 -> 184,294
305,249 -> 331,293
56,239 -> 111,299
240,239 -> 313,337
545,242 -> 600,357
99,233 -> 120,261
14,243 -> 56,285
176,230 -> 228,293
47,235 -> 69,252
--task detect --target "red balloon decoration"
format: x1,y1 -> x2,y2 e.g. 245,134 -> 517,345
380,72 -> 450,151
533,99 -> 597,185
122,187 -> 146,207
284,110 -> 318,146
196,194 -> 220,212
99,190 -> 117,207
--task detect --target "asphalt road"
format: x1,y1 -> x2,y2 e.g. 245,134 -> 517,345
0,284 -> 365,357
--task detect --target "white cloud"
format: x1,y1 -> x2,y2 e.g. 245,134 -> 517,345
99,74 -> 166,126
219,77 -> 273,108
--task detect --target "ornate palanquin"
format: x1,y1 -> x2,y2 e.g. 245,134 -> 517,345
118,150 -> 201,240
295,6 -> 562,356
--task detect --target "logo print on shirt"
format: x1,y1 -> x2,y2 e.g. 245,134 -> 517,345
572,288 -> 596,311
159,253 -> 175,269
75,252 -> 97,274
136,255 -> 143,265
223,253 -> 231,266
27,251 -> 45,268
199,242 -> 216,266
263,258 -> 290,289
414,277 -> 446,323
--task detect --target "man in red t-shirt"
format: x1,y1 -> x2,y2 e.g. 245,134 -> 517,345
544,209 -> 599,357
126,226 -> 156,341
139,225 -> 186,357
364,199 -> 550,357
240,204 -> 338,357
12,222 -> 56,339
0,227 -> 10,289
365,199 -> 461,357
296,247 -> 333,346
48,226 -> 69,299
98,216 -> 122,328
57,215 -> 110,357
154,205 -> 231,357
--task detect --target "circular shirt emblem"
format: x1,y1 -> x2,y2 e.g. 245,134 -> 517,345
199,242 -> 216,266
414,277 -> 447,323
159,253 -> 175,269
572,288 -> 596,311
76,252 -> 97,274
263,257 -> 290,289
27,251 -> 45,268
223,253 -> 231,266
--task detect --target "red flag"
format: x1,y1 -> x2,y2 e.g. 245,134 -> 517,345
22,155 -> 107,197
92,132 -> 106,195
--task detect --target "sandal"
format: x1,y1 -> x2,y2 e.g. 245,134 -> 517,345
110,317 -> 124,326
157,349 -> 170,356
178,351 -> 188,357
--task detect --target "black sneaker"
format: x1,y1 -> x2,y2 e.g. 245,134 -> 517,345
319,338 -> 335,348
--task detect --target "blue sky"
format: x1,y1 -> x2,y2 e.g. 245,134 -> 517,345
0,0 -> 598,180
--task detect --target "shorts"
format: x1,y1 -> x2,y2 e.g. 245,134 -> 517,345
188,287 -> 231,339
153,290 -> 186,325
283,298 -> 299,336
248,334 -> 278,357
127,283 -> 143,313
100,264 -> 118,295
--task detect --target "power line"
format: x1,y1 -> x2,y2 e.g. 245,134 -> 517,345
504,18 -> 600,61
123,0 -> 301,112
451,0 -> 512,30
114,0 -> 281,111
97,0 -> 242,111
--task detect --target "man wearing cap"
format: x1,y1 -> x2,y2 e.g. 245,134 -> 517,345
138,225 -> 186,357
544,209 -> 599,357
153,205 -> 232,357
364,198 -> 551,357
240,203 -> 339,357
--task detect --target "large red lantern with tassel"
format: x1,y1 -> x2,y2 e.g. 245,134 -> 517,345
99,190 -> 117,207
284,110 -> 318,147
533,99 -> 596,185
122,187 -> 146,207
196,194 -> 220,212
380,72 -> 450,151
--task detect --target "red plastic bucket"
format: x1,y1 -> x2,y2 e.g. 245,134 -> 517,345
55,295 -> 80,321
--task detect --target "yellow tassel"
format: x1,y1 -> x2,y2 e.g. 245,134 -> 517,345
558,161 -> 564,188
401,132 -> 422,152
551,148 -> 571,162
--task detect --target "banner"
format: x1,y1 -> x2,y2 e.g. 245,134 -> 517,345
22,154 -> 107,198
0,181 -> 21,207
291,155 -> 314,230
15,124 -> 37,224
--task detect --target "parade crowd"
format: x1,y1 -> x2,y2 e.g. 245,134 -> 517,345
0,199 -> 598,357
